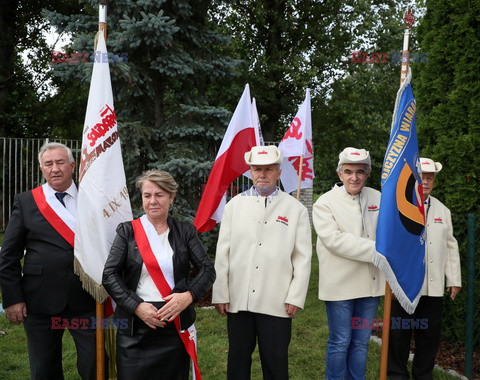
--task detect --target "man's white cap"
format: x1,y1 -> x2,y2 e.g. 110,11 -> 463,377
338,147 -> 371,167
420,157 -> 442,173
244,145 -> 283,166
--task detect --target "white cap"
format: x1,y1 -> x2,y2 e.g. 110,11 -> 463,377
338,147 -> 371,168
420,157 -> 442,173
244,146 -> 283,166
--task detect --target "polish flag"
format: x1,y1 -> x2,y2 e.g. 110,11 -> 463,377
278,89 -> 314,194
242,97 -> 264,180
194,84 -> 260,232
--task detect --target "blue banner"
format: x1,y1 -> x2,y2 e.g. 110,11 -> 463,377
373,69 -> 426,314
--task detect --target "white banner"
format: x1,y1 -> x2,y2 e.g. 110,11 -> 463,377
74,32 -> 132,302
279,89 -> 314,194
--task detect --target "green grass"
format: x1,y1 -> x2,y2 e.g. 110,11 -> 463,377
0,255 -> 461,379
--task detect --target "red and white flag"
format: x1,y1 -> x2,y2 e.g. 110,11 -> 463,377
74,32 -> 132,304
278,89 -> 314,194
251,98 -> 264,147
242,97 -> 264,179
194,84 -> 260,232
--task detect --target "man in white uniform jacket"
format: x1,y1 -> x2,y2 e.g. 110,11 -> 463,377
212,145 -> 312,380
313,147 -> 384,380
388,158 -> 461,380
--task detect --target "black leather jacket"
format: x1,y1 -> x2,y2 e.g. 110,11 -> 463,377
102,216 -> 215,333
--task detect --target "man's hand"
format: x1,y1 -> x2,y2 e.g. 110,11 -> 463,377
5,302 -> 27,324
285,304 -> 300,318
447,286 -> 461,300
214,303 -> 230,316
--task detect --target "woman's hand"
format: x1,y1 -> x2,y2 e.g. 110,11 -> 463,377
134,302 -> 167,330
156,291 -> 193,322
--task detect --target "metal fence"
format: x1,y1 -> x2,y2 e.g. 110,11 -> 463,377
0,137 -> 81,231
1,137 -> 313,230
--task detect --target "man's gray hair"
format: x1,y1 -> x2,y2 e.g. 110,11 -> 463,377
38,142 -> 74,166
336,163 -> 371,175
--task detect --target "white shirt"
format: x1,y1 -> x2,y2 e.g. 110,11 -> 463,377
44,181 -> 77,217
136,217 -> 175,301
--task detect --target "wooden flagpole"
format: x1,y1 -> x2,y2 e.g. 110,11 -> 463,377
96,3 -> 108,380
295,155 -> 304,200
379,8 -> 415,380
95,301 -> 105,380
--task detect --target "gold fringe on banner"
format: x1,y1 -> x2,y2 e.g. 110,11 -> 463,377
74,257 -> 109,303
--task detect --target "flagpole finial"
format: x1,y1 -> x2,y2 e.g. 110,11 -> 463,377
400,8 -> 415,85
403,8 -> 415,29
98,1 -> 107,40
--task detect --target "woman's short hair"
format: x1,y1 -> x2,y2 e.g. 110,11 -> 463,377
135,170 -> 179,195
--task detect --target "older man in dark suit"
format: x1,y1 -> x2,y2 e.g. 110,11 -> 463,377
0,142 -> 97,379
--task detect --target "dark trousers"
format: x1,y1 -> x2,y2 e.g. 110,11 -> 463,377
387,296 -> 443,380
227,311 -> 292,380
23,309 -> 97,380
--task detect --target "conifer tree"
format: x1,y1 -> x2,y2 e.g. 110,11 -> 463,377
415,0 -> 480,213
46,0 -> 237,222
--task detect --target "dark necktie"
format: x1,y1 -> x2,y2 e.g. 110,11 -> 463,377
55,192 -> 67,207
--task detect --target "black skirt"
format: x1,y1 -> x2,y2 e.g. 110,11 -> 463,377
116,307 -> 189,380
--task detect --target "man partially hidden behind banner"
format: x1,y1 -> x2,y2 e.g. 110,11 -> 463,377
387,157 -> 461,380
0,142 -> 97,379
103,170 -> 215,380
313,147 -> 385,380
212,145 -> 312,380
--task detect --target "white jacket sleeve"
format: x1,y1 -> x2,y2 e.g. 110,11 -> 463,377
443,208 -> 462,288
285,207 -> 312,309
313,199 -> 376,263
211,206 -> 232,304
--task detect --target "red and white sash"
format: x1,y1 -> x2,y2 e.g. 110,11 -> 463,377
131,217 -> 202,380
31,184 -> 75,247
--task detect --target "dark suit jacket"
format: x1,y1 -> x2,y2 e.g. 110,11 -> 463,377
0,190 -> 95,315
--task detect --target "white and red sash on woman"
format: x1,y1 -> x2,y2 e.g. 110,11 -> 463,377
131,216 -> 202,380
31,184 -> 75,247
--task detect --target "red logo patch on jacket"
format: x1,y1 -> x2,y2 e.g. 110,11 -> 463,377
368,205 -> 379,212
434,217 -> 443,223
276,216 -> 289,226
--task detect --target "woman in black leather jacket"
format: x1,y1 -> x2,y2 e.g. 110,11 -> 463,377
102,170 -> 215,380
